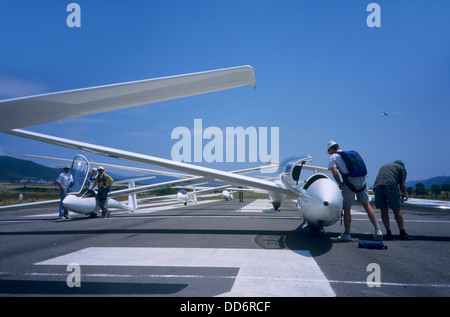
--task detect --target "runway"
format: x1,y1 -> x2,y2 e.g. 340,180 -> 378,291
0,198 -> 449,299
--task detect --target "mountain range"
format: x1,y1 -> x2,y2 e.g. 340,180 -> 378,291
0,156 -> 173,185
0,156 -> 61,184
405,176 -> 450,189
0,155 -> 449,189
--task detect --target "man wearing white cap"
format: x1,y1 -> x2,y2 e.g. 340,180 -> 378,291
92,166 -> 114,218
327,141 -> 382,241
88,167 -> 98,191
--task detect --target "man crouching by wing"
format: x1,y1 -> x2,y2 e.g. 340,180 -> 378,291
93,166 -> 114,218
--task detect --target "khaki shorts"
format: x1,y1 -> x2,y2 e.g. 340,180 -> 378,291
342,183 -> 370,207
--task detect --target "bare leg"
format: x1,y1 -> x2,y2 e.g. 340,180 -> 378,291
380,207 -> 390,231
362,202 -> 379,227
393,209 -> 404,231
362,202 -> 382,240
337,206 -> 352,241
343,206 -> 351,234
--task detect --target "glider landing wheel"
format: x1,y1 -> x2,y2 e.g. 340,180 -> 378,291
272,202 -> 281,211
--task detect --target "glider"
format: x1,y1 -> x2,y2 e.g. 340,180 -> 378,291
370,112 -> 403,117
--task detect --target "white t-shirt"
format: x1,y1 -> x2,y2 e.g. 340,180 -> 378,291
328,152 -> 349,174
328,152 -> 366,190
88,174 -> 98,190
56,172 -> 73,189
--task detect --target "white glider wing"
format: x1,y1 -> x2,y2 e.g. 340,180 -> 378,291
7,129 -> 293,197
24,154 -> 195,179
0,199 -> 60,212
0,66 -> 255,131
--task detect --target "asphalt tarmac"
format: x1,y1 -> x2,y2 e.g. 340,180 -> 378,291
0,198 -> 449,299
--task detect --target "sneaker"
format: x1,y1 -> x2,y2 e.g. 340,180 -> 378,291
337,233 -> 352,242
64,215 -> 71,219
374,229 -> 383,241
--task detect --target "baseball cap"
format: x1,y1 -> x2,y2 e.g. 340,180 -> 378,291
326,140 -> 337,151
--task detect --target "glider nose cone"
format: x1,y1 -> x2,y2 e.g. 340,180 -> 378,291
62,195 -> 78,210
63,195 -> 95,214
299,178 -> 343,227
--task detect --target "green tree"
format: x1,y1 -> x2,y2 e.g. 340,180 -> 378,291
441,184 -> 450,198
431,184 -> 441,198
407,187 -> 414,196
415,183 -> 428,196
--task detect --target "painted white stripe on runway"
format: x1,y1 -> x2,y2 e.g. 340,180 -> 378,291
3,271 -> 449,289
35,247 -> 335,297
23,211 -> 79,218
237,200 -> 365,215
236,199 -> 278,213
19,200 -> 216,218
350,218 -> 450,223
115,199 -> 216,214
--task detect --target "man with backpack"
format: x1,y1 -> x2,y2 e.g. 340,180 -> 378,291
327,141 -> 383,241
92,166 -> 114,218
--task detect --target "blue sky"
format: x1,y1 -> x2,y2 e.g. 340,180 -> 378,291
0,0 -> 449,186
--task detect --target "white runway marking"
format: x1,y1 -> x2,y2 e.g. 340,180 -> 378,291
116,199 -> 216,214
19,200 -> 216,218
23,211 -> 79,218
350,218 -> 450,224
3,271 -> 449,290
236,199 -> 279,213
236,199 -> 365,215
36,247 -> 335,297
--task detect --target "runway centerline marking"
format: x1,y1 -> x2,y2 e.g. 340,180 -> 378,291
35,247 -> 335,297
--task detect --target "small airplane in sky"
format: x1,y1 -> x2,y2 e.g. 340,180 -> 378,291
1,66 -> 343,232
370,112 -> 403,117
